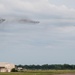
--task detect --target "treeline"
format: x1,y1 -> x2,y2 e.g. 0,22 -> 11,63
16,64 -> 75,70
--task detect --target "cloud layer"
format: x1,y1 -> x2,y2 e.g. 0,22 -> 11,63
0,0 -> 75,65
0,0 -> 75,18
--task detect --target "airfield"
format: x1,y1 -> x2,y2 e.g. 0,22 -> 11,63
0,70 -> 75,75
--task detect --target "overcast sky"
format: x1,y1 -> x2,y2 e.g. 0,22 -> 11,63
0,0 -> 75,65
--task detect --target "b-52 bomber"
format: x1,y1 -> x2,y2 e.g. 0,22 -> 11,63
0,18 -> 5,23
0,17 -> 40,24
18,19 -> 40,24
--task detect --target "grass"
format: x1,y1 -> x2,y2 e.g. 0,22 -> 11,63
0,70 -> 75,75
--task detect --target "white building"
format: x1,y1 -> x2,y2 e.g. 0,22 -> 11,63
0,62 -> 15,72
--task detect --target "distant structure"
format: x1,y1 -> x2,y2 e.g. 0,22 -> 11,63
17,67 -> 23,71
0,62 -> 15,72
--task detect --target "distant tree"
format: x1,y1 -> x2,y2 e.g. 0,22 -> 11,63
11,68 -> 18,72
16,64 -> 75,70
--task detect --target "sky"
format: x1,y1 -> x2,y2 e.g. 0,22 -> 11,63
0,0 -> 75,65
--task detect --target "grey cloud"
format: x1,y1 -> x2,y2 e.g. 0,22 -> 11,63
0,0 -> 75,19
0,0 -> 75,64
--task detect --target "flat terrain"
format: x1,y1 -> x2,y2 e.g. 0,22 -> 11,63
58,74 -> 75,75
0,70 -> 75,75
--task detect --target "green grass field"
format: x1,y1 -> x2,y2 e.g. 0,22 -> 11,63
0,70 -> 75,75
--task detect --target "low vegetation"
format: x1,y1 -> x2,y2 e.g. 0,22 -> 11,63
0,70 -> 75,75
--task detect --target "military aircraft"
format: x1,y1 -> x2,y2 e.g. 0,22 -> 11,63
18,19 -> 39,23
0,17 -> 40,24
0,18 -> 5,23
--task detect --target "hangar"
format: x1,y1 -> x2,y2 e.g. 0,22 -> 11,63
0,62 -> 15,72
